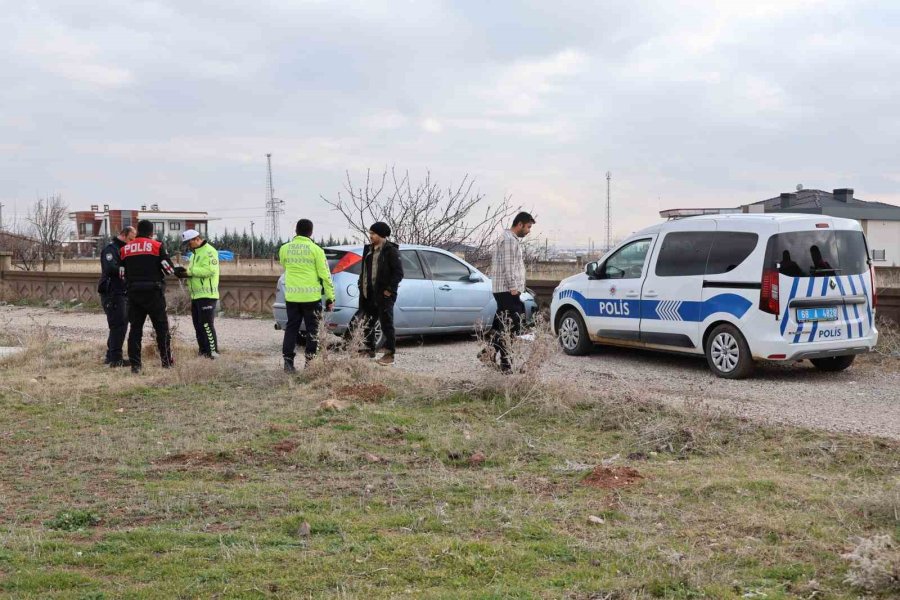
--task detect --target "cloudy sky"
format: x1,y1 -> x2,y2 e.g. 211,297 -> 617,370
3,0 -> 900,246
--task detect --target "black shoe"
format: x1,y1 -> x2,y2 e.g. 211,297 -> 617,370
109,359 -> 131,368
161,360 -> 174,369
284,358 -> 296,373
131,365 -> 142,375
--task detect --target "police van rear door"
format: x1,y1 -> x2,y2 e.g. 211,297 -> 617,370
638,219 -> 716,350
768,222 -> 874,345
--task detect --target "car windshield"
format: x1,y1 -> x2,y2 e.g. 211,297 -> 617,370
764,230 -> 868,277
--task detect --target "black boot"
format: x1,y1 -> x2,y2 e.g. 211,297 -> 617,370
284,357 -> 296,373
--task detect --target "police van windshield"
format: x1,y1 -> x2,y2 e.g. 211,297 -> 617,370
765,230 -> 868,277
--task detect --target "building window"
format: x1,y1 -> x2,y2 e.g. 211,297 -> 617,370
872,249 -> 886,261
169,222 -> 181,231
153,221 -> 165,238
122,215 -> 131,227
78,222 -> 93,237
196,222 -> 207,236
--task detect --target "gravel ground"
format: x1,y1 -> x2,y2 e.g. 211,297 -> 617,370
2,304 -> 898,440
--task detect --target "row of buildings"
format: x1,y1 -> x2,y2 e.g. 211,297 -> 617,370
66,205 -> 211,254
661,188 -> 900,267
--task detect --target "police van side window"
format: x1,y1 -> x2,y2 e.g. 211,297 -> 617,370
655,232 -> 714,277
706,233 -> 759,275
601,239 -> 651,279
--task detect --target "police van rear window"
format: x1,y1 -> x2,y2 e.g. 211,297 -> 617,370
765,231 -> 868,277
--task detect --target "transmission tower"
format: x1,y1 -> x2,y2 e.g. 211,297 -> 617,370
605,171 -> 612,252
264,153 -> 285,242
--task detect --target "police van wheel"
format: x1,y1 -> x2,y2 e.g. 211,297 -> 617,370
558,309 -> 592,356
810,355 -> 855,372
705,324 -> 754,379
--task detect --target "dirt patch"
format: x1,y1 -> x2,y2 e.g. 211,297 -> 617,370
156,449 -> 257,467
335,383 -> 391,403
582,466 -> 645,490
272,439 -> 300,454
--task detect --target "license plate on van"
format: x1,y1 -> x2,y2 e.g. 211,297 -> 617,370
796,307 -> 839,322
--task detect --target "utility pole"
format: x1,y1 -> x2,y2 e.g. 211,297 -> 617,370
250,221 -> 255,259
605,171 -> 612,252
0,202 -> 4,230
264,153 -> 285,242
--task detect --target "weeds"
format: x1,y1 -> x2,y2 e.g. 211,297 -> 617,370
842,535 -> 900,592
44,510 -> 101,531
875,316 -> 900,358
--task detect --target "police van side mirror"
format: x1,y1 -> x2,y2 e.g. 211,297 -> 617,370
585,261 -> 599,279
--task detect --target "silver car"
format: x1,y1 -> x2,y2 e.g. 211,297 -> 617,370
273,244 -> 537,347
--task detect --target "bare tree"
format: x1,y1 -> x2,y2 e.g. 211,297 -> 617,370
322,168 -> 520,260
27,195 -> 70,270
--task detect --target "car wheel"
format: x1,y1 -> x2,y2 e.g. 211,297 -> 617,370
557,309 -> 592,356
347,316 -> 386,350
810,355 -> 855,372
705,324 -> 754,379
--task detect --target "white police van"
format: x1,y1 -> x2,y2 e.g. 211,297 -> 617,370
551,214 -> 879,378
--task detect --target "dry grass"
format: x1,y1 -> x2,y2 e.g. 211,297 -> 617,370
1,329 -> 898,598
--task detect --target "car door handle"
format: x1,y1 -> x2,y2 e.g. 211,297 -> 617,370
625,293 -> 639,298
438,285 -> 452,291
644,291 -> 658,298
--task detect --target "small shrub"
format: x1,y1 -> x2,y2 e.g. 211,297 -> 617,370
45,509 -> 101,531
841,534 -> 900,592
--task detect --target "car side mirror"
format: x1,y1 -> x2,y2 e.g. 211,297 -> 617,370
467,272 -> 484,283
585,261 -> 599,279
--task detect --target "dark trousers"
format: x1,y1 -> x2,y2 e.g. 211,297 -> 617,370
127,289 -> 173,368
490,292 -> 526,371
282,301 -> 322,360
358,293 -> 396,352
101,294 -> 128,363
191,299 -> 219,356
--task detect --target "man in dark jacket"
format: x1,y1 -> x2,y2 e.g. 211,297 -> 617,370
119,220 -> 176,374
98,225 -> 135,366
356,222 -> 403,365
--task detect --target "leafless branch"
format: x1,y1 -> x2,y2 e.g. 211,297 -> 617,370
322,167 -> 519,260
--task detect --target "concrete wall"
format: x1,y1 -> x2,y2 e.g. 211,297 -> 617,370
863,219 -> 900,267
2,265 -> 899,324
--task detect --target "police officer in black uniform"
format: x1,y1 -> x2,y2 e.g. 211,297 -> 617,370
98,225 -> 135,366
119,220 -> 176,374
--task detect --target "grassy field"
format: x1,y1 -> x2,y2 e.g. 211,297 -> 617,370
0,332 -> 897,599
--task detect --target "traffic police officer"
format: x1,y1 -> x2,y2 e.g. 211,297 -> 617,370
98,225 -> 135,366
175,229 -> 220,358
278,219 -> 335,372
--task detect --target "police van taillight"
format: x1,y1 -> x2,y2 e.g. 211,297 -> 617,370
332,252 -> 362,274
760,268 -> 780,316
870,264 -> 878,309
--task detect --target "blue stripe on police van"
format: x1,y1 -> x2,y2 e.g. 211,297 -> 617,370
793,277 -> 815,344
834,276 -> 852,339
847,276 -> 863,337
559,290 -> 751,322
858,274 -> 873,331
780,276 -> 801,336
808,277 -> 828,343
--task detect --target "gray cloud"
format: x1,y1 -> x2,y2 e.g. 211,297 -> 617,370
2,0 -> 899,244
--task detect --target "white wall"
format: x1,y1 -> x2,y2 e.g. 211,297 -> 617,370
863,220 -> 900,267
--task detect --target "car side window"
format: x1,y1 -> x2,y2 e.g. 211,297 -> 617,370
400,250 -> 426,280
601,239 -> 651,280
422,251 -> 470,281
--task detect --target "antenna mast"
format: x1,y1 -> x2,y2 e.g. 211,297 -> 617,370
264,153 -> 285,241
605,171 -> 612,251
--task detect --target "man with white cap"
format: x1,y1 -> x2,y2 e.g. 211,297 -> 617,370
174,229 -> 220,358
